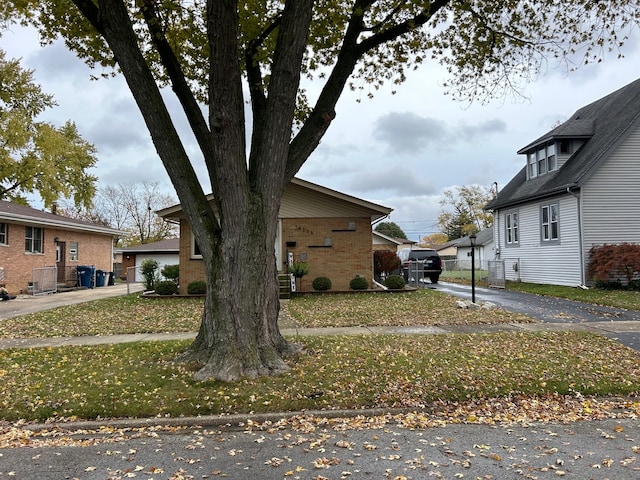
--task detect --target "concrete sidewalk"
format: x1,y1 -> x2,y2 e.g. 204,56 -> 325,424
0,317 -> 631,350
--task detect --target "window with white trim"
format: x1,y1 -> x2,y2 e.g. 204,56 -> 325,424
541,203 -> 559,241
505,211 -> 519,245
25,226 -> 44,253
0,223 -> 7,245
70,241 -> 78,261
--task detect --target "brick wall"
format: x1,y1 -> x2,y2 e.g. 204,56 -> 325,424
0,223 -> 114,294
281,217 -> 373,291
178,217 -> 375,293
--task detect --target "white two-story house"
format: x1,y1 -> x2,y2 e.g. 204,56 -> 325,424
485,78 -> 640,286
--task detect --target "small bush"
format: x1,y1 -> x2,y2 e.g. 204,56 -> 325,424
384,274 -> 405,290
161,264 -> 180,283
140,258 -> 160,290
288,261 -> 310,278
312,276 -> 332,291
374,250 -> 402,275
154,280 -> 179,296
349,276 -> 369,290
187,280 -> 206,295
588,243 -> 640,288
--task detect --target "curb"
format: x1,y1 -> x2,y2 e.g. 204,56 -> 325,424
24,407 -> 415,433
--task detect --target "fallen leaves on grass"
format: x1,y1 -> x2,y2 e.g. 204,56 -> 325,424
284,290 -> 533,328
0,295 -> 203,339
2,331 -> 638,425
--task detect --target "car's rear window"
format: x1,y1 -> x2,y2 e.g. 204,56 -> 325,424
409,251 -> 437,260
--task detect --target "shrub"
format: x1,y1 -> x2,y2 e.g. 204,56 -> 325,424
187,280 -> 206,295
312,276 -> 332,291
154,280 -> 179,295
374,250 -> 402,275
349,276 -> 369,290
384,274 -> 405,290
140,258 -> 160,290
588,243 -> 640,288
288,261 -> 309,278
161,264 -> 179,283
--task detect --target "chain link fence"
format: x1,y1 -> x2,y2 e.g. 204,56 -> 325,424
440,259 -> 489,283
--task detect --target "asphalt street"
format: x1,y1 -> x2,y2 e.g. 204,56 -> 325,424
2,417 -> 640,479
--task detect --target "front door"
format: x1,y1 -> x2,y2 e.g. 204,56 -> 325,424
56,241 -> 66,283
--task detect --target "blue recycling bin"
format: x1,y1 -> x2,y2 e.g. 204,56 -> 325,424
76,266 -> 95,288
95,270 -> 106,287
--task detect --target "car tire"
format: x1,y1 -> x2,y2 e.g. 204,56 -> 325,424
429,275 -> 439,284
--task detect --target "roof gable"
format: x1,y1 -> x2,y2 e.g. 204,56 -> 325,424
487,78 -> 640,210
159,177 -> 393,221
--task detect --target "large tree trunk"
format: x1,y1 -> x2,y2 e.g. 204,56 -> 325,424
179,197 -> 298,382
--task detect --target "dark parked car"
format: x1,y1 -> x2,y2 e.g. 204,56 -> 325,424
397,248 -> 442,284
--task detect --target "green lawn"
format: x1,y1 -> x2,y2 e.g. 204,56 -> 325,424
506,281 -> 640,310
1,287 -> 639,424
1,332 -> 639,422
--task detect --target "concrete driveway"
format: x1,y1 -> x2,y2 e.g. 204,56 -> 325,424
0,282 -> 145,321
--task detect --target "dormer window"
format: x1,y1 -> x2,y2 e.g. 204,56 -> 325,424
527,142 -> 556,179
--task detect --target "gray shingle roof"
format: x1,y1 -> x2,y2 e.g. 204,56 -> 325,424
0,200 -> 123,236
455,228 -> 493,247
486,78 -> 640,210
117,238 -> 179,253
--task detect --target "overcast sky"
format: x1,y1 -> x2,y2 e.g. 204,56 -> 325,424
2,24 -> 640,241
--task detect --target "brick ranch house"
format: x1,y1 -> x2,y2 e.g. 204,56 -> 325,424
0,200 -> 123,294
157,177 -> 393,293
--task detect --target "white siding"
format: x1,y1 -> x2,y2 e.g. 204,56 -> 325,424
133,253 -> 180,282
496,195 -> 582,286
582,125 -> 640,250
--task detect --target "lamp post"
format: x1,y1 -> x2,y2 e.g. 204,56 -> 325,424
469,233 -> 477,304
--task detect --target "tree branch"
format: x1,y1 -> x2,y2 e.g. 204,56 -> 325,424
244,12 -> 283,132
357,0 -> 449,54
72,0 -> 219,245
248,0 -> 314,196
287,0 -> 449,181
140,0 -> 215,167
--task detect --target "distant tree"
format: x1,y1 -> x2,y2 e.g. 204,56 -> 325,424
437,185 -> 494,240
118,182 -> 177,245
421,233 -> 449,247
375,222 -> 407,239
0,50 -> 97,208
59,181 -> 177,244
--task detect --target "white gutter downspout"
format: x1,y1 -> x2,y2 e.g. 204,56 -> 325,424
567,186 -> 585,286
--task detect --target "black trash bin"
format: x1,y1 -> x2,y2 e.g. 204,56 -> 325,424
107,271 -> 115,286
95,270 -> 106,287
76,266 -> 95,288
